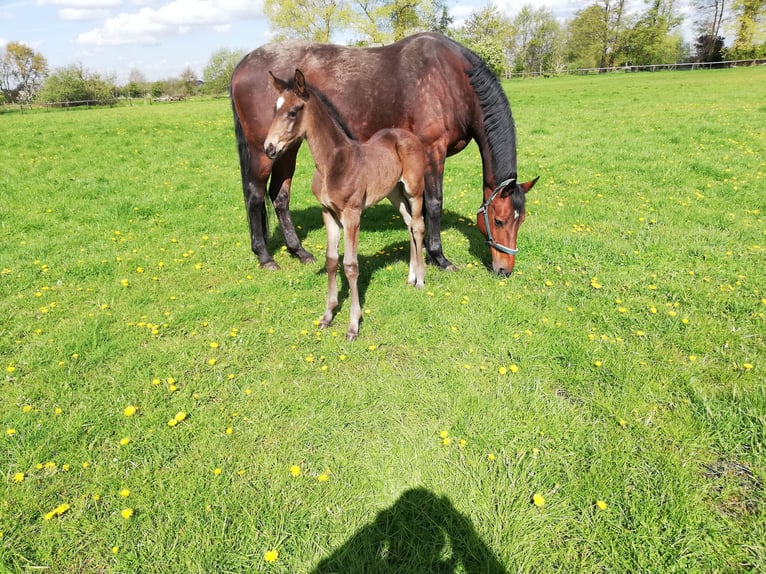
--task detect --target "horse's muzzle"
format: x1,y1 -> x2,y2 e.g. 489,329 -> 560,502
264,142 -> 280,160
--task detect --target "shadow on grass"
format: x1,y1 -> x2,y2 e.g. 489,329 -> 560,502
311,488 -> 506,574
271,202 -> 493,272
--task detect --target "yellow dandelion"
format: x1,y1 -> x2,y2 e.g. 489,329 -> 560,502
112,546 -> 119,555
318,473 -> 330,482
264,549 -> 279,563
213,468 -> 222,476
119,489 -> 130,498
22,405 -> 33,413
175,411 -> 187,422
488,453 -> 496,462
210,342 -> 219,349
509,364 -> 519,373
618,418 -> 627,428
532,493 -> 546,508
596,499 -> 608,511
743,363 -> 754,370
594,360 -> 602,368
120,437 -> 131,446
6,428 -> 16,437
13,472 -> 25,483
120,508 -> 134,519
290,465 -> 301,477
167,418 -> 178,427
590,277 -> 602,289
442,436 -> 451,446
498,366 -> 507,375
368,344 -> 377,351
459,439 -> 467,449
207,358 -> 217,366
225,427 -> 233,435
439,430 -> 449,438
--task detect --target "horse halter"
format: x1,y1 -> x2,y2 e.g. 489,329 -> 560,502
477,178 -> 519,256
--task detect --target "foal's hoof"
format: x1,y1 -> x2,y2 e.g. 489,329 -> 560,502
346,331 -> 358,342
260,260 -> 281,271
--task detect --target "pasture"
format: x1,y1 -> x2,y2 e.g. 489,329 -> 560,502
1,67 -> 764,572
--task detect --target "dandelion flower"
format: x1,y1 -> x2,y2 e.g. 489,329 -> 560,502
442,436 -> 451,446
123,405 -> 137,417
488,453 -> 496,462
112,546 -> 119,554
509,364 -> 519,373
743,363 -> 754,370
167,418 -> 178,427
596,500 -> 608,511
532,493 -> 546,508
318,473 -> 330,482
225,427 -> 233,435
207,358 -> 217,366
264,549 -> 279,563
175,411 -> 187,422
119,489 -> 130,498
290,465 -> 301,477
120,508 -> 134,519
593,361 -> 603,368
6,428 -> 16,437
213,468 -> 222,476
439,430 -> 449,439
120,437 -> 131,446
498,366 -> 507,375
13,472 -> 25,483
618,418 -> 627,428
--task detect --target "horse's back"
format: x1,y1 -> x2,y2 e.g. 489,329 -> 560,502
231,34 -> 473,145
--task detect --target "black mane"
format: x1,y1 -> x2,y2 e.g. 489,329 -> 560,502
460,46 -> 518,186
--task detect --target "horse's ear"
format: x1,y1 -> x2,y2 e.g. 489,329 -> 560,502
268,71 -> 288,93
294,69 -> 309,100
521,176 -> 540,194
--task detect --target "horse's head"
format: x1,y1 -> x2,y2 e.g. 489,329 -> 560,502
264,69 -> 309,160
477,176 -> 539,276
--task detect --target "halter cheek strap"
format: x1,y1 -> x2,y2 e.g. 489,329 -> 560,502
477,178 -> 519,256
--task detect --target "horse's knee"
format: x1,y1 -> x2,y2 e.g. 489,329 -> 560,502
343,262 -> 359,280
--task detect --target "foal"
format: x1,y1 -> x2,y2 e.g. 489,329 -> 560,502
264,69 -> 426,341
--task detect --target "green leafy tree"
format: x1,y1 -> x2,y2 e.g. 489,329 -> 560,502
264,0 -> 353,42
1,41 -> 48,105
510,5 -> 566,75
202,48 -> 246,95
693,0 -> 728,60
37,64 -> 115,105
622,0 -> 683,64
452,5 -> 511,77
729,0 -> 766,58
126,68 -> 148,98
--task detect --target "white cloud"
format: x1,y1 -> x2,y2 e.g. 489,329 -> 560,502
38,0 -> 123,7
76,0 -> 264,46
59,7 -> 112,19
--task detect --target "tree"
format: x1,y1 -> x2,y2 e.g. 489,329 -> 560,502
36,64 -> 115,105
1,41 -> 48,105
623,0 -> 684,64
567,1 -> 630,68
694,0 -> 728,60
202,48 -> 247,95
126,68 -> 148,98
180,67 -> 199,97
264,0 -> 353,42
729,0 -> 766,58
452,5 -> 512,77
510,5 -> 566,75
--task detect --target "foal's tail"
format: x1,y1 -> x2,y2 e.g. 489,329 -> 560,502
230,92 -> 269,242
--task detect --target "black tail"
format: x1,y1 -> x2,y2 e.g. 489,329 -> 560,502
230,91 -> 270,242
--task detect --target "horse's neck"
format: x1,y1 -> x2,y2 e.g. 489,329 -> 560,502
303,98 -> 354,169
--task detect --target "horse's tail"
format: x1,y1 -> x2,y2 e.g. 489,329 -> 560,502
230,86 -> 270,242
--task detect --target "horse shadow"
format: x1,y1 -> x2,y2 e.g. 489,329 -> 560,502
311,488 -> 507,574
281,202 -> 492,275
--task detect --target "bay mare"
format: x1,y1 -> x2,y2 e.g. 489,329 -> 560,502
231,32 -> 538,276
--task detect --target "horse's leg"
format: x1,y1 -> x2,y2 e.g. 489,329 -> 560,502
269,149 -> 317,265
243,152 -> 279,270
341,210 -> 362,341
320,208 -> 341,329
423,155 -> 458,271
388,186 -> 425,288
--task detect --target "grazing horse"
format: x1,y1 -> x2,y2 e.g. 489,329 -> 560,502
264,69 -> 426,341
230,32 -> 538,276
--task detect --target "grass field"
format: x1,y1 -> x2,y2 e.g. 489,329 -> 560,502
1,67 -> 764,573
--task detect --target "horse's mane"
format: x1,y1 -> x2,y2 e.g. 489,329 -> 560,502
458,44 -> 518,185
282,73 -> 358,141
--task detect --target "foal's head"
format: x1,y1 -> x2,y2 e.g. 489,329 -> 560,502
477,177 -> 539,276
264,69 -> 309,160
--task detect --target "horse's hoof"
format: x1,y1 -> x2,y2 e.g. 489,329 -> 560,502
346,332 -> 358,342
297,251 -> 317,265
443,263 -> 459,272
260,260 -> 281,271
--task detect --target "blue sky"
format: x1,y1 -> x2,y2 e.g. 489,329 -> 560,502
1,0 -> 687,83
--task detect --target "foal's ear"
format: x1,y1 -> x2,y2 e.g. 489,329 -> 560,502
520,176 -> 540,193
294,69 -> 309,100
268,71 -> 288,93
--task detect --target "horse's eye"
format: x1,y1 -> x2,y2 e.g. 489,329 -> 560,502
287,109 -> 298,118
494,218 -> 504,227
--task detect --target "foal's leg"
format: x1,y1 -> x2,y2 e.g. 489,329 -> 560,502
394,178 -> 426,288
320,209 -> 341,329
341,210 -> 362,341
388,189 -> 420,287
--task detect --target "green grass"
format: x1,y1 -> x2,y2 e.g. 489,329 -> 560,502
1,68 -> 764,573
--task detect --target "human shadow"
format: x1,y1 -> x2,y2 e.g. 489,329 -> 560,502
311,488 -> 507,574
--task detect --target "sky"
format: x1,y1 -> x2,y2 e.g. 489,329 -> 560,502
0,0 -> 690,84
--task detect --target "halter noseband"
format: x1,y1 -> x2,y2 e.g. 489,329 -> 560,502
477,178 -> 519,256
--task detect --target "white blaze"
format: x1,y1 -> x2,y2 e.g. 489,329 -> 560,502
276,96 -> 285,110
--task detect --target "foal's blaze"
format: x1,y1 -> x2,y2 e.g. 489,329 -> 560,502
477,177 -> 539,276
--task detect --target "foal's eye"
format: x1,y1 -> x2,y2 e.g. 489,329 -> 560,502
494,218 -> 504,227
287,107 -> 300,119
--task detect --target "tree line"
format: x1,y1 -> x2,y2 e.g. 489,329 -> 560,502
2,0 -> 764,106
